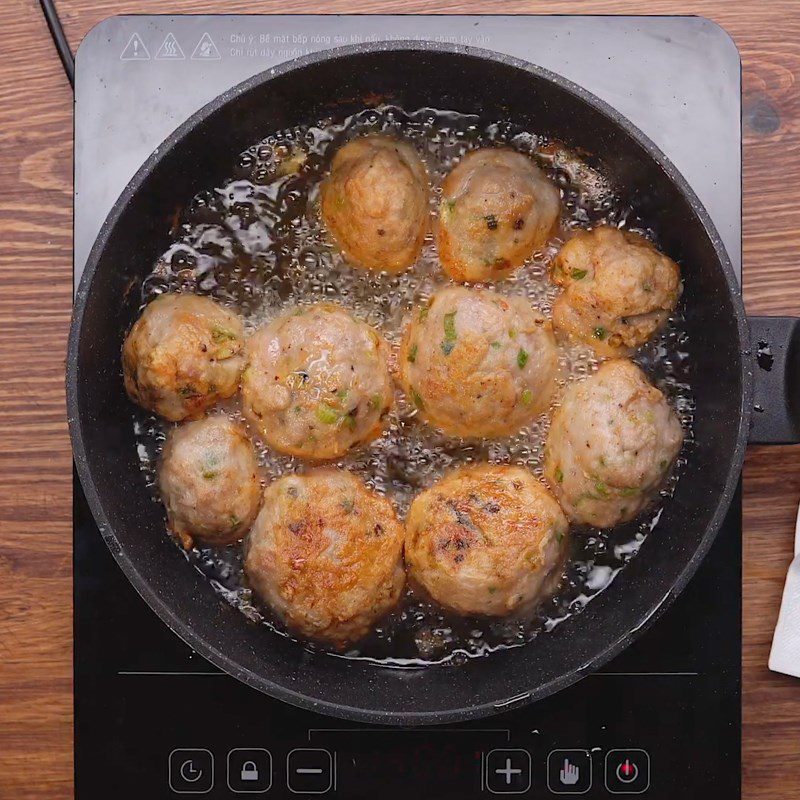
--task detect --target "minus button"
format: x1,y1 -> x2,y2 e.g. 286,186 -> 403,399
287,749 -> 333,794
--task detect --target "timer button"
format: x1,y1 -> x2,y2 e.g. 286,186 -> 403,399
169,749 -> 214,794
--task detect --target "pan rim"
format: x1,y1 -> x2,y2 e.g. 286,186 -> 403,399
67,39 -> 751,725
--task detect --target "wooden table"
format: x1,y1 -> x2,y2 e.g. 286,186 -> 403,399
0,1 -> 798,797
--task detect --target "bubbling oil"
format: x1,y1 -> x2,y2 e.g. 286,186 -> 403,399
132,105 -> 694,667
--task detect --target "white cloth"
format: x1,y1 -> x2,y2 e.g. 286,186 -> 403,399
769,500 -> 800,678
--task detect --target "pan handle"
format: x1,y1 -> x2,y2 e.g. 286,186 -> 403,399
748,316 -> 800,444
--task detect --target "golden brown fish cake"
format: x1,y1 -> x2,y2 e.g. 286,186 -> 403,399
241,303 -> 393,460
159,415 -> 262,549
399,286 -> 557,438
244,470 -> 405,645
405,464 -> 569,616
543,359 -> 683,528
320,135 -> 429,273
123,293 -> 245,422
437,147 -> 560,282
551,226 -> 681,356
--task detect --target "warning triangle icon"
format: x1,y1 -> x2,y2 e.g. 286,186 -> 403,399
155,32 -> 185,60
120,33 -> 150,61
191,32 -> 222,60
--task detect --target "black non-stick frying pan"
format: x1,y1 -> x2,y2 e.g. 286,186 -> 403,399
67,42 -> 797,725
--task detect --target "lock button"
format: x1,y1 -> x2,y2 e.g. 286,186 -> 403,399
241,761 -> 259,782
227,749 -> 272,794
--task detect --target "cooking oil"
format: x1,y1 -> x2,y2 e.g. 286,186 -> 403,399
132,105 -> 694,666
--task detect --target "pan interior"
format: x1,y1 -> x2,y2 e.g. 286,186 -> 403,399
132,103 -> 694,667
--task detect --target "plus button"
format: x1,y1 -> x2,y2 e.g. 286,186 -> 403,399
486,749 -> 532,794
496,758 -> 522,784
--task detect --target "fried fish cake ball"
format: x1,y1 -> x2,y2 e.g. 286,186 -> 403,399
551,226 -> 682,356
241,304 -> 394,461
320,135 -> 429,273
159,415 -> 262,549
405,464 -> 568,617
244,469 -> 405,645
399,286 -> 558,438
437,147 -> 560,282
122,293 -> 245,422
543,359 -> 683,528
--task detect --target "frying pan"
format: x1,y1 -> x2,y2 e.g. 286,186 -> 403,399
67,42 -> 797,725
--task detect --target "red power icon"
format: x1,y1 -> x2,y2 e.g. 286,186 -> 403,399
616,758 -> 639,783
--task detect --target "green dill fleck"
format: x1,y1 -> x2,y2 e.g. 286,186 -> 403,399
556,529 -> 565,544
336,388 -> 349,400
594,480 -> 610,498
410,388 -> 425,410
201,470 -> 217,481
490,341 -> 502,349
407,344 -> 418,363
620,486 -> 640,497
571,268 -> 588,280
229,514 -> 240,527
178,385 -> 200,398
517,348 -> 529,369
444,198 -> 457,213
344,410 -> 357,431
340,498 -> 355,513
555,466 -> 564,484
659,459 -> 668,470
508,328 -> 517,339
368,394 -> 383,412
520,388 -> 534,406
315,403 -> 340,424
419,303 -> 431,322
443,311 -> 457,339
441,311 -> 457,355
488,586 -> 497,594
293,405 -> 302,413
599,456 -> 606,467
593,326 -> 607,340
576,490 -> 604,504
211,326 -> 237,344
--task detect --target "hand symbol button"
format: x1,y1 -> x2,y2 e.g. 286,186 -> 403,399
560,759 -> 581,786
547,750 -> 592,794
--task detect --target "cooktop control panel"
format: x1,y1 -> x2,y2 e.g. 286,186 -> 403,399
164,743 -> 655,795
165,741 -> 655,795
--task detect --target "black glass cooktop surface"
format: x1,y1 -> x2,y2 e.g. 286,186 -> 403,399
73,15 -> 743,799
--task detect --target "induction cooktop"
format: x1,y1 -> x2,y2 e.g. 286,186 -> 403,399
74,15 -> 742,798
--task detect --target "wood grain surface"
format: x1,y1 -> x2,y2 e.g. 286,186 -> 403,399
0,1 -> 798,797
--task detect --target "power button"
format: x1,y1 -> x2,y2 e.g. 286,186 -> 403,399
605,749 -> 650,794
